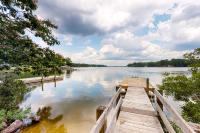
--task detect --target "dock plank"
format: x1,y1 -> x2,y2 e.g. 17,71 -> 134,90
116,111 -> 163,133
119,77 -> 153,88
121,87 -> 155,115
115,78 -> 163,133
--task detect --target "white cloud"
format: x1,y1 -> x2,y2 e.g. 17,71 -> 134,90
144,2 -> 200,50
55,32 -> 73,46
35,0 -> 200,65
37,0 -> 174,34
57,31 -> 187,66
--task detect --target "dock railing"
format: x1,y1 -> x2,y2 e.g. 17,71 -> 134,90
150,81 -> 196,133
90,88 -> 123,133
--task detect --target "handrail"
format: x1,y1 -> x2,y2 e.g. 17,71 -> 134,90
188,122 -> 200,132
151,83 -> 195,133
105,97 -> 123,133
90,88 -> 122,133
155,100 -> 176,133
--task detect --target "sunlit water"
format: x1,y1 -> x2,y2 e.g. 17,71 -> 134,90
20,67 -> 189,133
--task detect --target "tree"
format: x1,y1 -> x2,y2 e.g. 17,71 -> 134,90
0,0 -> 65,68
0,0 -> 73,75
160,48 -> 200,123
0,76 -> 29,110
0,0 -> 72,129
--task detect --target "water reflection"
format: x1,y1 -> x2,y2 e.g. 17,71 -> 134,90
23,106 -> 65,133
20,67 -> 189,133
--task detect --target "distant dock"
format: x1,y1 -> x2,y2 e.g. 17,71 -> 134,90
90,77 -> 199,133
20,75 -> 63,84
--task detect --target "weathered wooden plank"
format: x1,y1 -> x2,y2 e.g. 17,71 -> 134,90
121,106 -> 156,117
118,111 -> 161,126
116,124 -> 163,133
116,111 -> 164,133
119,77 -> 153,88
121,87 -> 156,117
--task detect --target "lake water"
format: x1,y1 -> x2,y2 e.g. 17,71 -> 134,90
20,67 -> 189,133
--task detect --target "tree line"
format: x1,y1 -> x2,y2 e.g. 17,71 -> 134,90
72,63 -> 107,67
127,59 -> 189,67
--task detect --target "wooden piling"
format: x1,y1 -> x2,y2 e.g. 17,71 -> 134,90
157,89 -> 163,110
145,78 -> 150,96
96,105 -> 107,133
116,85 -> 120,92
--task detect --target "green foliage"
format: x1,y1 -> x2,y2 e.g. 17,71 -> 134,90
171,122 -> 183,133
184,48 -> 200,73
0,0 -> 58,46
182,102 -> 200,123
127,59 -> 189,67
0,76 -> 29,110
160,48 -> 200,123
160,73 -> 200,101
0,108 -> 30,129
0,0 -> 72,130
6,108 -> 30,123
0,109 -> 6,129
0,76 -> 31,129
0,0 -> 72,75
65,57 -> 73,66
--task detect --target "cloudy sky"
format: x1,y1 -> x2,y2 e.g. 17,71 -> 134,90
33,0 -> 200,66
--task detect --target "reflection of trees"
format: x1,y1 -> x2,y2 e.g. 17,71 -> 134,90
65,69 -> 74,78
22,106 -> 67,133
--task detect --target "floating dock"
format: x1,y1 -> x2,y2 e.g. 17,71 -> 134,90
90,77 -> 198,133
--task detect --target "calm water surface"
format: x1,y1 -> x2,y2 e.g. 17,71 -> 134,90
20,67 -> 189,133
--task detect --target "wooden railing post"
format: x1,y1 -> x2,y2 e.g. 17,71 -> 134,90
116,85 -> 120,92
115,86 -> 120,106
157,89 -> 163,110
145,78 -> 150,96
96,106 -> 107,133
146,78 -> 149,90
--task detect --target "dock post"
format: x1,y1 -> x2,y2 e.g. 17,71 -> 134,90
96,105 -> 107,133
116,85 -> 120,92
157,90 -> 163,110
115,86 -> 120,106
146,78 -> 150,96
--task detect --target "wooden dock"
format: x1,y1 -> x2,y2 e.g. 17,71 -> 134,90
90,77 -> 197,133
20,75 -> 63,84
115,87 -> 163,133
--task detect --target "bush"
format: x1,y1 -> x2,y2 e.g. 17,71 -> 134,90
6,108 -> 31,123
0,108 -> 30,130
0,110 -> 6,130
0,76 -> 29,110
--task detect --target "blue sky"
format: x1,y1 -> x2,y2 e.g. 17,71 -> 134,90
33,0 -> 200,66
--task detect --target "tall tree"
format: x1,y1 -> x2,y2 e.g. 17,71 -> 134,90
0,0 -> 61,66
0,0 -> 72,129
